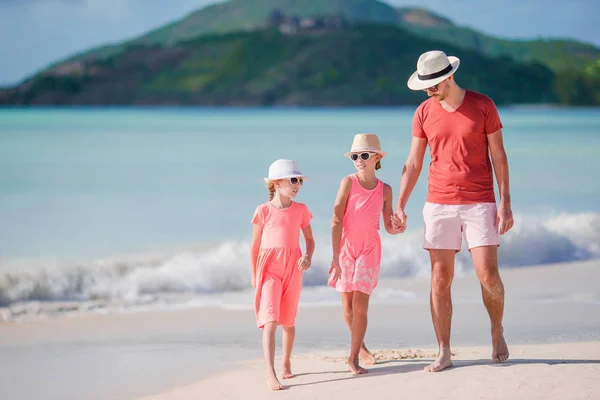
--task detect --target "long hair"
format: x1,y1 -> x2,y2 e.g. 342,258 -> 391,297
268,182 -> 276,200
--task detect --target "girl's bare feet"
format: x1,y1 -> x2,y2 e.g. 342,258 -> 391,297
348,357 -> 368,375
267,371 -> 284,391
359,343 -> 377,365
282,360 -> 295,379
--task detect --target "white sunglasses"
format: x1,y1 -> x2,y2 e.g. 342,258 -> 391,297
350,152 -> 376,161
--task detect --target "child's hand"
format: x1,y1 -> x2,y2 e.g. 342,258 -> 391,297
388,215 -> 404,235
391,212 -> 407,233
298,255 -> 312,271
329,258 -> 342,280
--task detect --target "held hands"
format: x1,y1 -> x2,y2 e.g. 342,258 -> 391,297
497,204 -> 514,235
391,208 -> 407,233
388,215 -> 404,234
297,254 -> 312,271
328,257 -> 342,280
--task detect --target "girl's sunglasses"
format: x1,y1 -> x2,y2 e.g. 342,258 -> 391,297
350,152 -> 375,161
289,177 -> 303,185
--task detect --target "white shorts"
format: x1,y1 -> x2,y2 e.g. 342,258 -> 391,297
422,202 -> 500,251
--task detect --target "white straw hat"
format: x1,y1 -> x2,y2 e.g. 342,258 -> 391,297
407,50 -> 460,91
344,133 -> 386,158
264,159 -> 307,184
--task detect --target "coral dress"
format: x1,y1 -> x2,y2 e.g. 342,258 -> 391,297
252,201 -> 312,328
328,174 -> 383,295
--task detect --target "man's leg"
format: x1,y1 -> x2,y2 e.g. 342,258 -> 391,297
425,249 -> 455,372
471,246 -> 509,362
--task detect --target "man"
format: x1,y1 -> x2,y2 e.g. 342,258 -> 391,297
393,50 -> 514,372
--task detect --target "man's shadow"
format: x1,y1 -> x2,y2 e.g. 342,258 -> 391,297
452,358 -> 600,369
286,358 -> 600,388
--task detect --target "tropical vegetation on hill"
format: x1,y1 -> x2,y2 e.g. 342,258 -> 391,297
1,0 -> 598,106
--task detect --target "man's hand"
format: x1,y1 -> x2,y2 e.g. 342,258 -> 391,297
392,208 -> 407,233
497,205 -> 514,235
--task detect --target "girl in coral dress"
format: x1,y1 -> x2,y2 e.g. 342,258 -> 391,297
250,159 -> 315,391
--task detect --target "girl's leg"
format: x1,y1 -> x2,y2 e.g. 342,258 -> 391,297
281,326 -> 295,379
359,343 -> 377,365
342,292 -> 376,365
348,291 -> 370,374
263,321 -> 284,390
341,292 -> 354,329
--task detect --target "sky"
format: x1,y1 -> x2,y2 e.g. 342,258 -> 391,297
0,0 -> 598,86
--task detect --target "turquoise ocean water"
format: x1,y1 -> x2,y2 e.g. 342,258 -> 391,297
1,107 -> 599,318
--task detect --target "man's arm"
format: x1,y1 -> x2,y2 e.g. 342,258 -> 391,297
395,136 -> 428,228
488,129 -> 514,235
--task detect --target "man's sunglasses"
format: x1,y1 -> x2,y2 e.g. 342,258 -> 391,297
423,83 -> 439,93
350,152 -> 375,161
288,177 -> 303,185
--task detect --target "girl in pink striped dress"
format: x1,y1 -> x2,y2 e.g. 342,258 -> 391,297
328,133 -> 403,375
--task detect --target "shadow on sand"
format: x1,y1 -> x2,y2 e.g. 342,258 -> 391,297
285,358 -> 600,389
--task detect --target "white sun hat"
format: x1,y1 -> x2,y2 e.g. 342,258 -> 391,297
407,50 -> 460,91
264,159 -> 307,184
344,133 -> 387,158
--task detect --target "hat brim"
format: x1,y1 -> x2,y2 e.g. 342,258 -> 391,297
264,174 -> 308,184
407,57 -> 460,91
344,150 -> 387,158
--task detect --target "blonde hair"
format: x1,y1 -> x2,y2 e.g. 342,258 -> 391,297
268,182 -> 276,200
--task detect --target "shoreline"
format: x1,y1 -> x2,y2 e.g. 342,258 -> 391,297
3,258 -> 599,324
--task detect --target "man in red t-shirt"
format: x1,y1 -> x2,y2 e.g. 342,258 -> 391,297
393,50 -> 514,372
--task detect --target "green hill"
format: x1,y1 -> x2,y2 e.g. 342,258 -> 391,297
2,0 -> 599,106
0,25 -> 558,106
68,0 -> 398,63
65,0 -> 599,75
137,0 -> 397,45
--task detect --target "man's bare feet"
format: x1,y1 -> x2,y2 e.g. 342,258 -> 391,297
492,327 -> 510,363
267,371 -> 284,391
359,343 -> 377,365
282,360 -> 295,379
348,357 -> 368,375
424,346 -> 453,372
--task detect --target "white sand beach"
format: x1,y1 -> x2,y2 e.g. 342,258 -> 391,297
1,260 -> 599,399
139,342 -> 600,400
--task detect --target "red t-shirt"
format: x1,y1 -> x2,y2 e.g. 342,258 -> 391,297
412,90 -> 503,204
